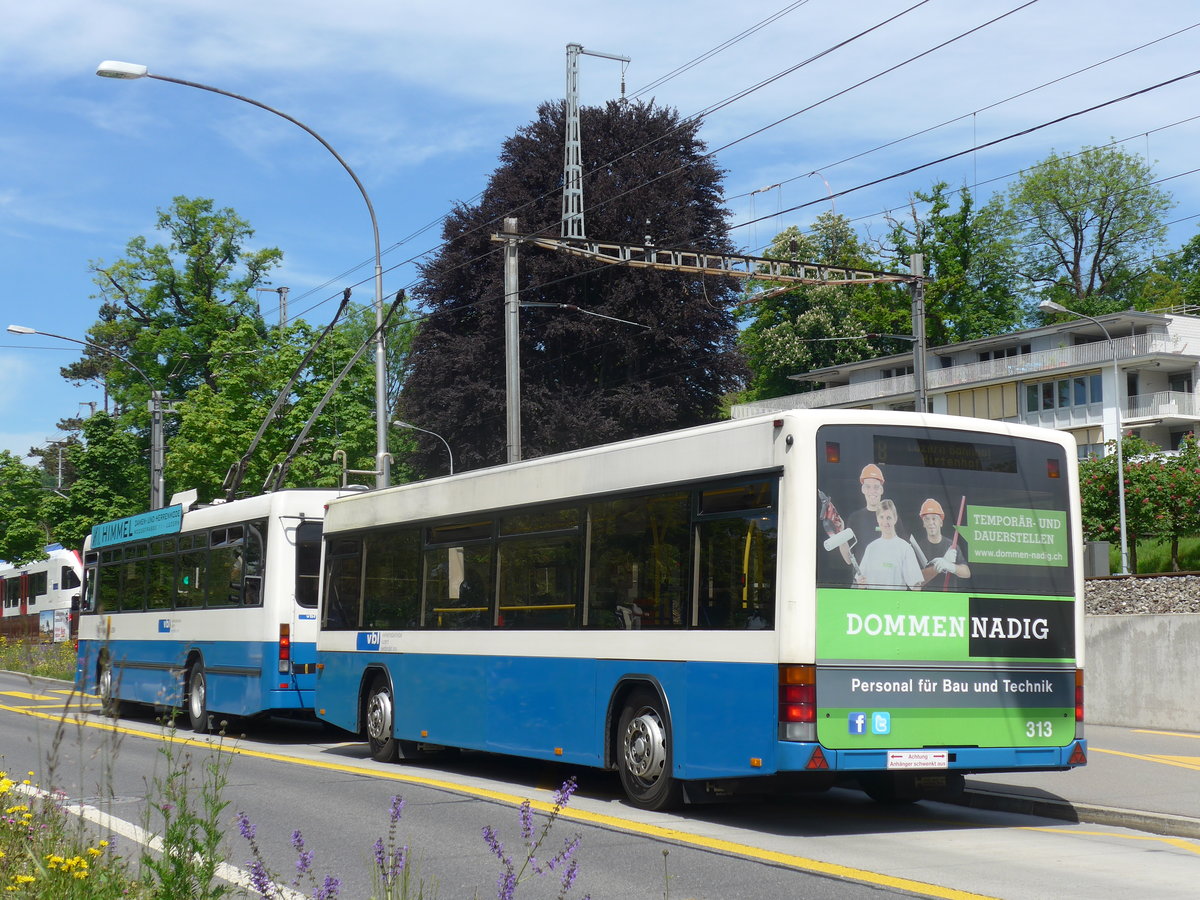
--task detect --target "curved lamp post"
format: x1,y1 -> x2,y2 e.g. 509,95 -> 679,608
96,60 -> 390,490
7,324 -> 166,510
394,420 -> 454,476
1039,299 -> 1129,575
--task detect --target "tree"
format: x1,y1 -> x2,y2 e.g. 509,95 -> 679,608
999,146 -> 1173,318
42,414 -> 148,550
165,305 -> 414,500
737,216 -> 907,403
1079,432 -> 1160,574
884,182 -> 1020,345
400,100 -> 746,473
0,452 -> 50,564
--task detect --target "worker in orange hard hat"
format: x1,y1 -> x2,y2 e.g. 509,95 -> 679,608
843,462 -> 906,571
912,497 -> 970,590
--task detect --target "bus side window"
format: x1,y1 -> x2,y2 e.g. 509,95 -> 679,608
323,539 -> 362,630
694,514 -> 777,630
296,521 -> 323,610
243,522 -> 265,606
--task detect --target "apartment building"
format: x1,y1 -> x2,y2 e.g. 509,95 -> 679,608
731,308 -> 1200,457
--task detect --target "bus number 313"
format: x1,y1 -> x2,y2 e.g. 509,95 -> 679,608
1026,720 -> 1054,738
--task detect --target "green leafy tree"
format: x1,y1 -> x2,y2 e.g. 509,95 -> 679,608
1079,432 -> 1160,573
1140,433 -> 1200,571
43,413 -> 148,549
166,305 -> 413,500
737,216 -> 907,402
0,452 -> 50,563
998,146 -> 1174,318
401,99 -> 746,473
884,182 -> 1020,345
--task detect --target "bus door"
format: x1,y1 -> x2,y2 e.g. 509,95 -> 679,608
291,520 -> 324,679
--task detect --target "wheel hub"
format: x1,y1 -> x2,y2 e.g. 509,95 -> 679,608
367,689 -> 393,743
624,711 -> 667,781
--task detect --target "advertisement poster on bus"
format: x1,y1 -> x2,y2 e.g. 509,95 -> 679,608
812,423 -> 1078,751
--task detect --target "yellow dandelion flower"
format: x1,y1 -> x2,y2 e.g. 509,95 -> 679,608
14,875 -> 35,884
73,870 -> 88,879
99,840 -> 109,848
86,847 -> 101,857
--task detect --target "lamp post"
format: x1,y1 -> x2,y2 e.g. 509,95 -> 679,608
1039,299 -> 1129,575
7,324 -> 166,511
394,421 -> 454,476
96,59 -> 391,490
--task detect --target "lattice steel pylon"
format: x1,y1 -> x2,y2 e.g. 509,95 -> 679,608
561,43 -> 629,240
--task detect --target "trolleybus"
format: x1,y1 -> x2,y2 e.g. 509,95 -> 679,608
313,411 -> 1087,808
0,545 -> 83,640
76,489 -> 348,731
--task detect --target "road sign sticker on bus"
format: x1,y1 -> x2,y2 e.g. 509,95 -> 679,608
887,751 -> 949,770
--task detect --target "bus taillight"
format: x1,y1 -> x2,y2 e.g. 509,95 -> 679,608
1075,669 -> 1084,724
779,665 -> 816,741
279,624 -> 291,674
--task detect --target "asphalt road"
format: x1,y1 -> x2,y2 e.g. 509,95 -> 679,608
2,670 -> 1199,898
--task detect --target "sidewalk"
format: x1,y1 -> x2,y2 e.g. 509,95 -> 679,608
955,723 -> 1200,838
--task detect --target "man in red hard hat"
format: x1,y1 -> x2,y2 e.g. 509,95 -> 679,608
911,497 -> 970,590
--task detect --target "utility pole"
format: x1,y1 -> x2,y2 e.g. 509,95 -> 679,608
256,286 -> 289,328
909,254 -> 928,412
503,217 -> 522,463
561,43 -> 629,240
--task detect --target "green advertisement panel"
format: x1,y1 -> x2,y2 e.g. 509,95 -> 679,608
964,505 -> 1069,567
816,588 -> 1076,664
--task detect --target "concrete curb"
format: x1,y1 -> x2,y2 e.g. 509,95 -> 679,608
958,788 -> 1200,840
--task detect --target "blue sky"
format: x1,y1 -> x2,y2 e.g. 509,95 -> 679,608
3,0 -> 1199,460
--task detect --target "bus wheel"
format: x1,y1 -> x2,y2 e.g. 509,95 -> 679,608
97,657 -> 122,718
366,676 -> 398,762
187,662 -> 210,734
617,689 -> 683,811
859,773 -> 920,804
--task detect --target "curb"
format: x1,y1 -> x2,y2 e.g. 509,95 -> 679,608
958,788 -> 1200,840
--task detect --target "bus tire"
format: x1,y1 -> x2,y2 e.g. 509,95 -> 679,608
366,676 -> 398,762
617,688 -> 683,811
97,656 -> 123,718
186,661 -> 210,734
858,773 -> 920,804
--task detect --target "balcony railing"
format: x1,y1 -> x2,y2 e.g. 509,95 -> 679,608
731,332 -> 1183,418
1125,390 -> 1199,422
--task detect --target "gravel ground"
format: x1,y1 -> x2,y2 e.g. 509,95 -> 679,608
1086,575 -> 1200,615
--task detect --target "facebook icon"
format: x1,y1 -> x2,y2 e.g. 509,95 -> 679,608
848,712 -> 867,735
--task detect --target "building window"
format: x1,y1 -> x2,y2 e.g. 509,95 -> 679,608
979,344 -> 1030,362
879,365 -> 913,380
1025,373 -> 1103,413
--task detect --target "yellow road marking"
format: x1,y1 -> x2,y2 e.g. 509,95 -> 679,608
0,701 -> 994,900
1092,747 -> 1200,772
1022,826 -> 1200,856
0,691 -> 58,701
1134,729 -> 1200,741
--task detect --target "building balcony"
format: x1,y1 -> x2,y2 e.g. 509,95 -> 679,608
731,332 -> 1185,418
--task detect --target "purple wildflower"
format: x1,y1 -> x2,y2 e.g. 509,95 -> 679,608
519,800 -> 534,840
373,837 -> 386,870
316,874 -> 341,899
553,778 -> 577,808
237,811 -> 257,841
248,859 -> 274,897
389,795 -> 405,824
497,869 -> 517,900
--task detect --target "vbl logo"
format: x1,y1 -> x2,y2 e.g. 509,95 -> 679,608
356,631 -> 382,651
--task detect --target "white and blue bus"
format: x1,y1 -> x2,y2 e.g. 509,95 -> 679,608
75,490 -> 349,731
0,545 -> 83,640
314,411 -> 1086,809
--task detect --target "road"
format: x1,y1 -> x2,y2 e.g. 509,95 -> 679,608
0,669 -> 1197,899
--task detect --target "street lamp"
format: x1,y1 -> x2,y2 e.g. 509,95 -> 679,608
7,324 -> 166,511
96,60 -> 391,490
394,421 -> 454,475
1039,299 -> 1129,575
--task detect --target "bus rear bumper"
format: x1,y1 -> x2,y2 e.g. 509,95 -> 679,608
777,740 -> 1088,773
